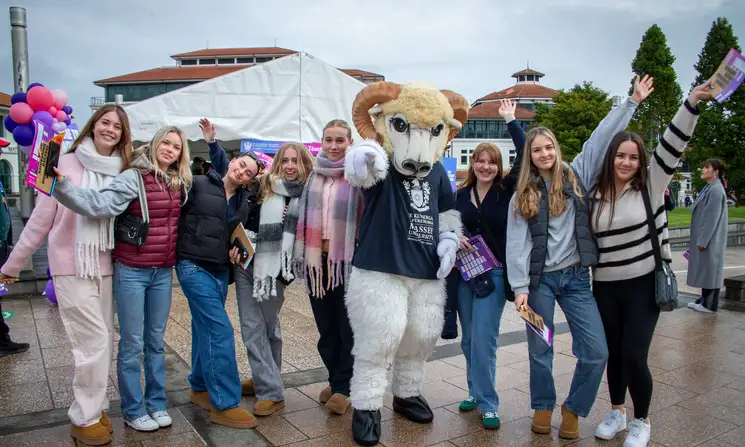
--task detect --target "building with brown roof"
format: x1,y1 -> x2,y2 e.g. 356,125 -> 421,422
90,47 -> 384,110
451,68 -> 558,176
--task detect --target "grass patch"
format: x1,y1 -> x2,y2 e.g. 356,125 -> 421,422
668,207 -> 745,228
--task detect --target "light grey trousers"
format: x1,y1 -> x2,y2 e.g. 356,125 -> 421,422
233,265 -> 286,401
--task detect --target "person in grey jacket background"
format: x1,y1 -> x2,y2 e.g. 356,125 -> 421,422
687,159 -> 728,313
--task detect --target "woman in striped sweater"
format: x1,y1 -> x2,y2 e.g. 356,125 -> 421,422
589,81 -> 712,447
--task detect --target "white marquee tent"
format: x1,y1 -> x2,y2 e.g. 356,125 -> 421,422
123,52 -> 368,154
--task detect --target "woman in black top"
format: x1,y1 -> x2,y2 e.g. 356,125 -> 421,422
176,119 -> 265,429
454,99 -> 525,430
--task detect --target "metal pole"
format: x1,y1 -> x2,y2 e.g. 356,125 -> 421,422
10,6 -> 34,221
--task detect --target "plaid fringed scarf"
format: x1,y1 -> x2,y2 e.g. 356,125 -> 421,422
253,176 -> 305,301
294,153 -> 361,297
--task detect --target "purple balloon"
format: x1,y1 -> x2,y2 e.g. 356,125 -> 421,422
62,105 -> 72,115
12,123 -> 35,146
44,279 -> 57,305
64,117 -> 72,126
11,92 -> 26,104
32,110 -> 54,129
3,115 -> 18,133
27,82 -> 44,92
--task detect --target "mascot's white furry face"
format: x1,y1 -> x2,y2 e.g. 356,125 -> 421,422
344,81 -> 468,446
352,81 -> 468,179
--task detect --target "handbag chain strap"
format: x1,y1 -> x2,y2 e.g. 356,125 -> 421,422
641,186 -> 663,270
135,170 -> 150,224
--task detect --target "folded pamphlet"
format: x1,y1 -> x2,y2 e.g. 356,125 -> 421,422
518,305 -> 552,346
230,222 -> 255,270
708,48 -> 745,103
455,234 -> 501,281
26,123 -> 63,197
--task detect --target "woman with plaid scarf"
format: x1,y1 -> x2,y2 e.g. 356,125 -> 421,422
293,120 -> 363,416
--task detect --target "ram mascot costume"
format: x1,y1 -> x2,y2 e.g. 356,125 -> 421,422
344,81 -> 468,446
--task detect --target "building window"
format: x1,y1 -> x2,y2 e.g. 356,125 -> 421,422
181,59 -> 197,66
460,155 -> 467,165
105,82 -> 198,102
217,58 -> 235,64
198,58 -> 216,65
237,57 -> 252,63
0,160 -> 11,194
255,57 -> 271,63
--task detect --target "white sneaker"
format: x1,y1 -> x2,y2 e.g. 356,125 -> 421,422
149,410 -> 173,428
595,408 -> 627,440
690,303 -> 715,314
687,301 -> 697,309
624,418 -> 651,447
125,414 -> 159,432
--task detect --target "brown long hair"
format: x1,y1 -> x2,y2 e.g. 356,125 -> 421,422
591,132 -> 648,231
457,142 -> 503,191
258,142 -> 314,202
514,127 -> 583,219
70,104 -> 133,169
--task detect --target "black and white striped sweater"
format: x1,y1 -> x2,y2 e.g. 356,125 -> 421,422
591,99 -> 700,282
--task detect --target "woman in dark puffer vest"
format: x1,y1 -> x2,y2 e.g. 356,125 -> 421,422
52,126 -> 191,432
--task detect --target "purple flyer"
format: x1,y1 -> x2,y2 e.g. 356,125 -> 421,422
455,235 -> 501,281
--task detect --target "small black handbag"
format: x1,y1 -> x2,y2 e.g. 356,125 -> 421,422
114,170 -> 149,246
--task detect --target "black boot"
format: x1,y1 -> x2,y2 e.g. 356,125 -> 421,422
0,338 -> 30,358
352,409 -> 381,446
392,395 -> 434,423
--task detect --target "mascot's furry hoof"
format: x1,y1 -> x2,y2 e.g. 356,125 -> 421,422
352,409 -> 381,446
392,396 -> 434,423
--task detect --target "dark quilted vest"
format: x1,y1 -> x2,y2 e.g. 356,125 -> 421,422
527,166 -> 597,294
112,172 -> 181,268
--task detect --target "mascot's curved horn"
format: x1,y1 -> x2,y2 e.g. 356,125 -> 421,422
352,82 -> 403,143
440,89 -> 470,141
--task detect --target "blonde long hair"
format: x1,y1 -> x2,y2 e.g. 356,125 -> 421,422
515,127 -> 583,219
457,142 -> 503,191
70,104 -> 133,168
141,126 -> 193,190
258,142 -> 314,202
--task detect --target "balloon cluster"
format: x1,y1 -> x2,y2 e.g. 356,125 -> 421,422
4,83 -> 73,156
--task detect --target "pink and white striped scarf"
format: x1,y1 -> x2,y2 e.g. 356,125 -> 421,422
293,153 -> 362,297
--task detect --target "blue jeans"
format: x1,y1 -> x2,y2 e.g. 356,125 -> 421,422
527,264 -> 608,417
458,269 -> 507,413
114,262 -> 173,420
176,260 -> 241,411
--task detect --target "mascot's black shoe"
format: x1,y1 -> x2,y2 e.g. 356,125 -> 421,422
352,409 -> 381,446
392,395 -> 434,423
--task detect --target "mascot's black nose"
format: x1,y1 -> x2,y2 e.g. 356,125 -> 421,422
402,159 -> 432,175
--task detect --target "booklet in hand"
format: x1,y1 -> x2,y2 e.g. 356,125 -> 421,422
230,222 -> 255,270
455,234 -> 501,281
518,305 -> 552,346
708,48 -> 745,104
26,122 -> 63,197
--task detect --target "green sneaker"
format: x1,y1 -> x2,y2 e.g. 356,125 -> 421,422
482,411 -> 501,430
459,396 -> 477,412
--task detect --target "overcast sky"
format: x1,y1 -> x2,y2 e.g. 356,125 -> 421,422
1,0 -> 743,125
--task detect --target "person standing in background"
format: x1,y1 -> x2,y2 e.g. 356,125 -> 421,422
0,137 -> 29,358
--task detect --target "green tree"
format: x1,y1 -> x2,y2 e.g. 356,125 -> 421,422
685,17 -> 745,202
534,81 -> 612,160
628,24 -> 683,149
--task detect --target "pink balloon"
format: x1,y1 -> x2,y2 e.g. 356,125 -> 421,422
26,86 -> 54,111
9,102 -> 34,124
48,106 -> 58,116
55,110 -> 68,122
51,89 -> 68,109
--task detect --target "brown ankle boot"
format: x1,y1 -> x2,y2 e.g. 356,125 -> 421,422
319,386 -> 332,404
254,399 -> 285,416
559,405 -> 579,439
100,411 -> 113,433
190,389 -> 211,410
531,409 -> 553,434
325,393 -> 350,415
70,422 -> 111,446
209,407 -> 258,429
241,379 -> 255,396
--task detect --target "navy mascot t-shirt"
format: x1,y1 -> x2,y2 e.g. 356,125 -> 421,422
353,161 -> 456,280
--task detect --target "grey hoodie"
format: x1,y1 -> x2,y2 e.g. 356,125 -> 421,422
53,146 -> 155,219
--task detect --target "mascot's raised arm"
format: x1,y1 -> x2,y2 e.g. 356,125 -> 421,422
343,81 -> 468,446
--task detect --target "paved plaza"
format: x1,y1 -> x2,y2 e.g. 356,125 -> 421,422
0,247 -> 744,446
